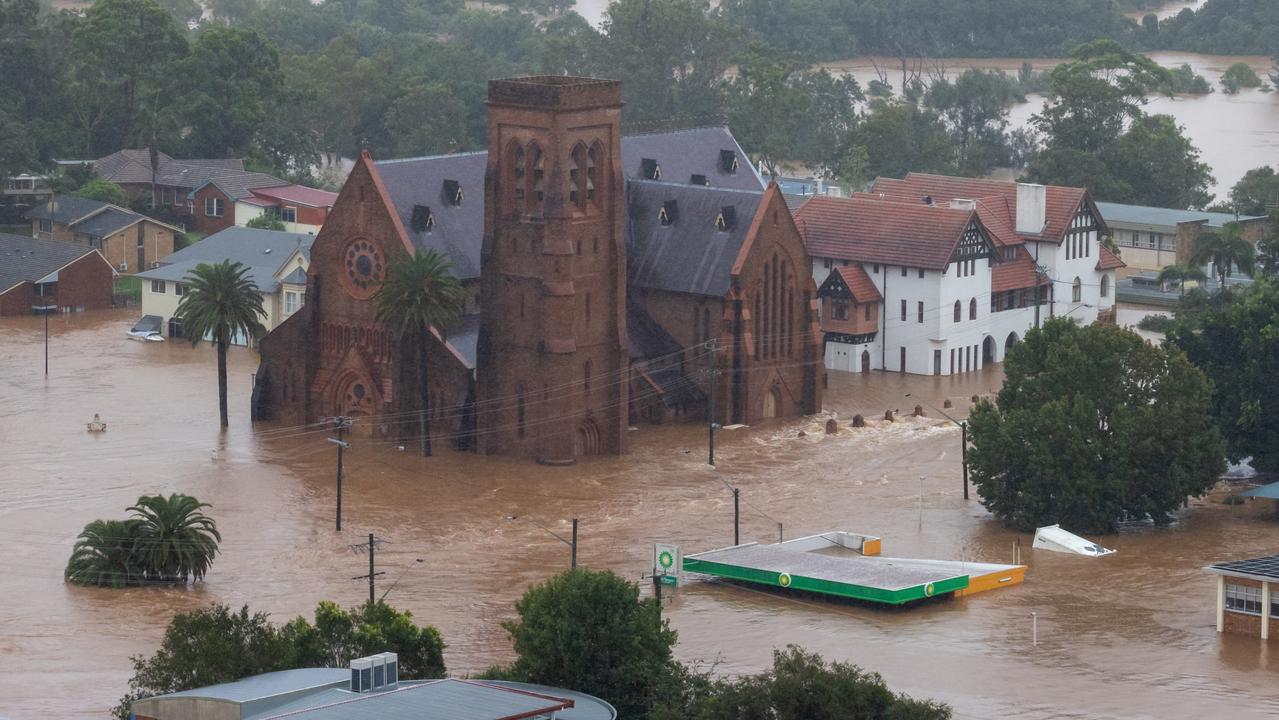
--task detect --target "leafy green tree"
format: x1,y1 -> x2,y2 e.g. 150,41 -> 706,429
1157,63 -> 1212,95
1220,62 -> 1263,94
1191,221 -> 1255,290
967,317 -> 1225,533
127,494 -> 222,583
381,82 -> 471,157
1168,280 -> 1279,472
1257,212 -> 1279,278
653,645 -> 951,720
174,261 -> 267,428
493,569 -> 677,719
924,68 -> 1021,176
1227,166 -> 1279,216
374,249 -> 465,456
65,519 -> 143,588
282,600 -> 447,679
1157,263 -> 1207,297
115,604 -> 297,720
182,27 -> 281,157
1105,113 -> 1214,209
853,100 -> 956,180
74,178 -> 128,206
245,213 -> 286,230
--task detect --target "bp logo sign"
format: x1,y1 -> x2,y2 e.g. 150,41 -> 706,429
924,583 -> 935,597
658,550 -> 675,571
778,573 -> 792,588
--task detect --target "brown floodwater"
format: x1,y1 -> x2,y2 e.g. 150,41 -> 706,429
2,309 -> 1277,719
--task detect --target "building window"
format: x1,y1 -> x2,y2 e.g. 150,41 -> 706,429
1101,274 -> 1110,298
873,264 -> 880,274
969,297 -> 977,320
286,291 -> 298,315
953,300 -> 962,323
918,267 -> 925,279
823,258 -> 832,270
39,218 -> 52,233
901,266 -> 908,277
832,301 -> 849,321
1225,583 -> 1262,614
584,360 -> 592,394
917,301 -> 924,324
900,299 -> 906,322
281,206 -> 297,224
151,280 -> 165,294
1072,277 -> 1082,303
174,282 -> 184,296
864,303 -> 872,321
205,196 -> 224,217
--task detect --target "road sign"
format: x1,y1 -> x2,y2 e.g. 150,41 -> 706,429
654,543 -> 681,585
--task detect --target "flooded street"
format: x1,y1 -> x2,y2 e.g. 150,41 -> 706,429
2,310 -> 1278,719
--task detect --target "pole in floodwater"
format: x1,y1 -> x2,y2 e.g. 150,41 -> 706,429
733,487 -> 740,545
351,534 -> 386,606
707,339 -> 718,466
327,416 -> 351,531
961,420 -> 969,500
1031,611 -> 1038,647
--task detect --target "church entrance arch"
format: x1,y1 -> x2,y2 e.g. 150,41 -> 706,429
575,417 -> 601,457
332,369 -> 379,436
762,386 -> 781,419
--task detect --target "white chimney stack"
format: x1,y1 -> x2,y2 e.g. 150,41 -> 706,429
1016,183 -> 1047,235
950,198 -> 976,211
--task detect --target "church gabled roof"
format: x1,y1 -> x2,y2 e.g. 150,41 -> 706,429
373,127 -> 764,281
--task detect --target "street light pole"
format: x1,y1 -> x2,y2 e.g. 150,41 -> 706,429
906,393 -> 969,500
508,515 -> 578,569
732,487 -> 740,545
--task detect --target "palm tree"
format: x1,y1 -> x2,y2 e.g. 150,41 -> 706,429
1191,222 -> 1255,292
128,494 -> 222,583
1156,263 -> 1207,297
374,250 -> 466,457
65,519 -> 144,588
174,260 -> 266,428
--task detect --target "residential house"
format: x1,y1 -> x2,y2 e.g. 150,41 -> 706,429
1207,555 -> 1279,642
0,233 -> 115,316
1094,201 -> 1268,277
797,174 -> 1124,375
251,76 -> 821,463
134,226 -> 314,344
93,148 -> 247,208
26,195 -> 181,274
232,184 -> 338,234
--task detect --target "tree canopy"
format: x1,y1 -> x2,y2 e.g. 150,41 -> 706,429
967,317 -> 1225,533
66,493 -> 221,588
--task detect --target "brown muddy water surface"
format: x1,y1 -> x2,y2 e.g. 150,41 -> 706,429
2,310 -> 1278,719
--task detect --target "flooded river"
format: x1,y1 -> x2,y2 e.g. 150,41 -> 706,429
2,309 -> 1277,719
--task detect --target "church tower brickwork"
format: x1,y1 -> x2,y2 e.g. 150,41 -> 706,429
475,77 -> 629,463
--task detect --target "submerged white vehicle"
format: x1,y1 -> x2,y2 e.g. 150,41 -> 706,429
1033,524 -> 1116,557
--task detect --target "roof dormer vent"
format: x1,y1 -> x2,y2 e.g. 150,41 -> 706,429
719,149 -> 738,174
641,158 -> 661,180
715,206 -> 736,231
443,179 -> 463,206
411,205 -> 435,232
658,200 -> 678,226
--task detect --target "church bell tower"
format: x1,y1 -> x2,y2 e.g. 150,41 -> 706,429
475,77 -> 628,463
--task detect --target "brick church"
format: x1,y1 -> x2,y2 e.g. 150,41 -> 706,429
252,76 -> 822,463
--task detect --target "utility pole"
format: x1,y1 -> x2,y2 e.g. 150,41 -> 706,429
960,421 -> 969,500
570,518 -> 578,569
351,534 -> 386,606
707,339 -> 718,466
327,416 -> 351,531
732,487 -> 740,545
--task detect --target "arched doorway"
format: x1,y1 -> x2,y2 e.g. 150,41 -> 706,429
1005,331 -> 1019,356
762,386 -> 781,419
574,418 -> 601,457
860,350 -> 871,373
982,336 -> 995,363
331,370 -> 378,436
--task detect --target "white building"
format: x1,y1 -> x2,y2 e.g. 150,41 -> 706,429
134,227 -> 315,347
797,174 -> 1124,375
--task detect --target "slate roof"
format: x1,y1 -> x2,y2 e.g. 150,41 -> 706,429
1095,201 -> 1264,230
95,148 -> 246,187
135,226 -> 314,293
626,180 -> 763,298
70,207 -> 143,238
442,313 -> 481,370
834,264 -> 882,303
1095,244 -> 1126,271
871,173 -> 1091,244
0,233 -> 106,294
796,195 -> 978,270
25,195 -> 111,224
372,127 -> 764,281
628,302 -> 685,360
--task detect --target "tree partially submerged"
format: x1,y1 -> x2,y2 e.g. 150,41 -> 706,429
65,494 -> 221,587
967,317 -> 1225,533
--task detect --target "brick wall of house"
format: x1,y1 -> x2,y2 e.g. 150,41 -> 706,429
55,252 -> 114,310
95,222 -> 174,273
191,185 -> 236,235
0,282 -> 33,316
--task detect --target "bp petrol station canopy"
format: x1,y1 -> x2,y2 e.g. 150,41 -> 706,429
682,531 -> 1024,605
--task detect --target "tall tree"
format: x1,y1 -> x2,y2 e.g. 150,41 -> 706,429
1191,221 -> 1255,290
1168,280 -> 1279,473
127,494 -> 222,583
282,600 -> 447,679
1105,113 -> 1214,209
174,261 -> 267,428
1227,166 -> 1279,216
65,519 -> 144,588
967,317 -> 1224,533
374,249 -> 465,457
74,179 -> 128,206
1157,263 -> 1207,297
182,27 -> 282,157
924,68 -> 1021,176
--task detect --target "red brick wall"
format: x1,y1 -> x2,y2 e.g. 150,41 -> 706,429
191,185 -> 235,235
0,282 -> 33,316
55,252 -> 114,311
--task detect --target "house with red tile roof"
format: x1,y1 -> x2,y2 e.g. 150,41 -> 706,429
796,175 -> 1123,375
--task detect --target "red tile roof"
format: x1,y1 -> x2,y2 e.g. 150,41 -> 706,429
991,247 -> 1048,292
250,184 -> 339,208
834,263 -> 882,303
795,195 -> 977,270
870,173 -> 1090,245
1095,244 -> 1126,271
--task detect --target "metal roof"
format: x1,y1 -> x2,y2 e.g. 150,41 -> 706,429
0,233 -> 105,294
160,668 -> 348,703
248,679 -> 611,720
1094,201 -> 1264,230
1207,555 -> 1279,582
135,226 -> 314,293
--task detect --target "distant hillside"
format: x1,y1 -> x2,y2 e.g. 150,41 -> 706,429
1154,0 -> 1279,55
